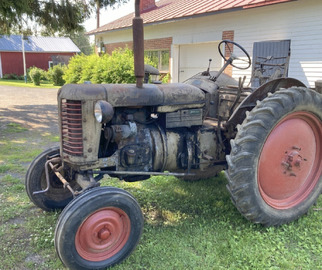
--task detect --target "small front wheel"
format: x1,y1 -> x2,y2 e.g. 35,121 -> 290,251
25,146 -> 78,211
55,187 -> 144,270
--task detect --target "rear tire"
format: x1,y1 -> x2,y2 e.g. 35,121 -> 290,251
55,187 -> 144,270
226,87 -> 322,226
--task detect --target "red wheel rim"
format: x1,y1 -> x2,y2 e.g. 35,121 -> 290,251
75,207 -> 131,261
258,111 -> 322,209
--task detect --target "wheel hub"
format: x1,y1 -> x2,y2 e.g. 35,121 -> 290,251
258,111 -> 321,209
75,207 -> 131,261
98,227 -> 111,240
281,148 -> 304,177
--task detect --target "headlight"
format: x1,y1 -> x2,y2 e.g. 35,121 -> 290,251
94,101 -> 114,123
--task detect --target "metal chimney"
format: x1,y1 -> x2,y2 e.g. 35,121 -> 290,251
133,0 -> 144,88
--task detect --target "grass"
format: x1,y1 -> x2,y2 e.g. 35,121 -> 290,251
0,79 -> 60,88
0,122 -> 321,269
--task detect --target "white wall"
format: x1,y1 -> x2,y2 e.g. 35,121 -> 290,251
98,0 -> 322,87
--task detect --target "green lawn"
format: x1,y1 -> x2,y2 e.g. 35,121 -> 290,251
0,79 -> 60,88
0,122 -> 321,270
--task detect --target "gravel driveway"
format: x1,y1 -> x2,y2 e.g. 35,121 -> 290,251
0,85 -> 59,134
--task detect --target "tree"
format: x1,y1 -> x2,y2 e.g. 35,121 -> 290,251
69,29 -> 93,55
0,0 -> 128,36
94,0 -> 129,28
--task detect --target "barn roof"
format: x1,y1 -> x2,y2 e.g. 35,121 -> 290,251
88,0 -> 297,35
0,35 -> 81,53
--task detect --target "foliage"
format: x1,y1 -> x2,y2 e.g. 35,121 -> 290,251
100,48 -> 136,84
68,29 -> 93,55
2,65 -> 65,87
90,53 -> 110,83
0,0 -> 129,35
63,53 -> 87,84
47,65 -> 66,86
27,66 -> 47,82
93,0 -> 129,9
28,66 -> 42,86
64,48 -> 139,84
2,73 -> 24,80
161,73 -> 171,83
80,54 -> 100,83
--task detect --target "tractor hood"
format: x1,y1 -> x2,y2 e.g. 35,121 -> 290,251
58,83 -> 205,108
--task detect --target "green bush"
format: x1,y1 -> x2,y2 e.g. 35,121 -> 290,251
29,67 -> 42,86
91,54 -> 110,83
2,73 -> 23,80
64,48 -> 153,85
79,54 -> 99,83
63,53 -> 86,84
161,73 -> 171,83
2,74 -> 12,80
103,48 -> 136,84
47,65 -> 66,86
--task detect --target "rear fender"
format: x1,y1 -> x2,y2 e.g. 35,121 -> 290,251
227,78 -> 306,127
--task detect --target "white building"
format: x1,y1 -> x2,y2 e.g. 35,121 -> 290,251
87,0 -> 322,87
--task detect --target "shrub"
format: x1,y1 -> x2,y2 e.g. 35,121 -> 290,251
2,74 -> 12,79
17,74 -> 25,80
104,48 -> 136,84
2,73 -> 21,80
79,54 -> 100,83
161,73 -> 171,83
63,54 -> 86,84
63,48 -> 155,85
26,67 -> 32,82
47,65 -> 66,86
29,67 -> 42,86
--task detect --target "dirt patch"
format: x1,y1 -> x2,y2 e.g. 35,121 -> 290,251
0,87 -> 63,269
0,85 -> 59,134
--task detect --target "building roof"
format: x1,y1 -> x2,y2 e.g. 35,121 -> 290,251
0,35 -> 81,53
88,0 -> 296,35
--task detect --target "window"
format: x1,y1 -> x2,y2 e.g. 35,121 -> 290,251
144,50 -> 169,73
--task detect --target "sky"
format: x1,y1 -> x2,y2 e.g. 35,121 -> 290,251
83,0 -> 135,32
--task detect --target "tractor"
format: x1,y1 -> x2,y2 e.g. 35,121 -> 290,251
25,0 -> 321,269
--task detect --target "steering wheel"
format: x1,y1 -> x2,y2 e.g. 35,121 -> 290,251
218,40 -> 251,70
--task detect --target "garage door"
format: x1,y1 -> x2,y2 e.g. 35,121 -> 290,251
179,42 -> 222,82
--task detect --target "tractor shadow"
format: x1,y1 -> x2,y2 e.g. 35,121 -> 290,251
104,173 -> 249,229
0,104 -> 58,135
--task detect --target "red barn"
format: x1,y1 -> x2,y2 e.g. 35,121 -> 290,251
0,35 -> 80,78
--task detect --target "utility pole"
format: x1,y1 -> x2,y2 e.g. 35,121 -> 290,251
22,34 -> 27,83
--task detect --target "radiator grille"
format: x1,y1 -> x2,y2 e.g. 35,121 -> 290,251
61,99 -> 83,156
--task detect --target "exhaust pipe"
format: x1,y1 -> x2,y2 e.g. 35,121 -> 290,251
133,0 -> 144,88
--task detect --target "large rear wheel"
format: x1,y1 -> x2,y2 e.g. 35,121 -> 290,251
226,87 -> 322,226
55,187 -> 143,270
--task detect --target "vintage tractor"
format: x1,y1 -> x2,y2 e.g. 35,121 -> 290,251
25,1 -> 321,269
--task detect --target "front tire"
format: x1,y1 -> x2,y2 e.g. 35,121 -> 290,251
25,146 -> 78,211
226,87 -> 322,226
54,187 -> 144,270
